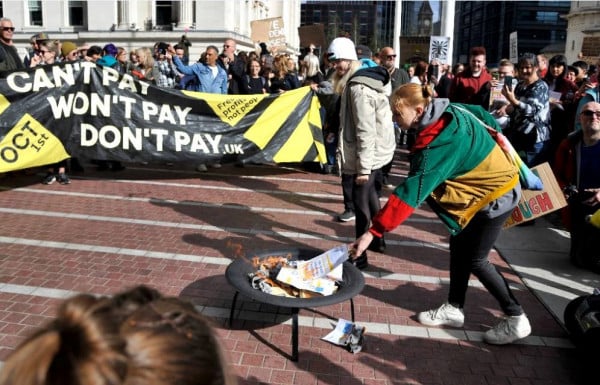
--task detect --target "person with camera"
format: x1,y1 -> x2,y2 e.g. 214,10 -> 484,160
554,101 -> 600,272
499,53 -> 551,167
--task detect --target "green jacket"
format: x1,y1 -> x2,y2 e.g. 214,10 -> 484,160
371,100 -> 519,236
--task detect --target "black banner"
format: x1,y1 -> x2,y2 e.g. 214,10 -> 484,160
0,61 -> 326,172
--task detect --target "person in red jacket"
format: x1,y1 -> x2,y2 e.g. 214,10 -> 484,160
448,46 -> 492,108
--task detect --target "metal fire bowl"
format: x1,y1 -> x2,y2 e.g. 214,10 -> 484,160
225,247 -> 365,309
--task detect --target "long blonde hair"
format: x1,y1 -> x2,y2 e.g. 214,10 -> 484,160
331,60 -> 362,95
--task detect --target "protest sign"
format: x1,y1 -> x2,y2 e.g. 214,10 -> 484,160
504,162 -> 568,228
0,62 -> 326,173
251,17 -> 286,52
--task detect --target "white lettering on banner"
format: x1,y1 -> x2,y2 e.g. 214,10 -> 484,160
5,62 -> 150,95
141,101 -> 191,125
80,123 -> 224,154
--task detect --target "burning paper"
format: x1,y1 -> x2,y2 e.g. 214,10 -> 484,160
276,266 -> 339,296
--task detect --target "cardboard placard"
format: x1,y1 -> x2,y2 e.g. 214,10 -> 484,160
251,17 -> 286,51
504,162 -> 567,228
298,24 -> 326,50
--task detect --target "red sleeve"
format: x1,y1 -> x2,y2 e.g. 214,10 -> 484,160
369,194 -> 415,238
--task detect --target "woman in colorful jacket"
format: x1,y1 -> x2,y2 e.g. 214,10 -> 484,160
351,83 -> 532,345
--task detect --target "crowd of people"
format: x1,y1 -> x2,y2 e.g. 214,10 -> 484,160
1,14 -> 599,360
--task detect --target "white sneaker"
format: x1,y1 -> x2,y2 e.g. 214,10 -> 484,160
196,164 -> 208,172
483,314 -> 531,345
417,302 -> 464,327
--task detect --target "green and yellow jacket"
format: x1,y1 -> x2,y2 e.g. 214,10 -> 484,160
370,99 -> 519,236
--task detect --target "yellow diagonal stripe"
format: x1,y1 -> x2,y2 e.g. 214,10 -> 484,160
185,91 -> 266,126
0,93 -> 11,115
243,87 -> 310,149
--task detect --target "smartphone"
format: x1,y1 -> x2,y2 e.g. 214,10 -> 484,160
492,71 -> 499,81
504,75 -> 514,88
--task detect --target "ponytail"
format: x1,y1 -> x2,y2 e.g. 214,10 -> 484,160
391,83 -> 434,112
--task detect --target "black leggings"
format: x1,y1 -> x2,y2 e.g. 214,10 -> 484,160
353,169 -> 382,238
448,209 -> 523,316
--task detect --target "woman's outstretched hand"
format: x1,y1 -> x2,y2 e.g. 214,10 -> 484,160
350,231 -> 374,260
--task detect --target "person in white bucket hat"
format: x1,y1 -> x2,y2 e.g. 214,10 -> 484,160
327,37 -> 395,270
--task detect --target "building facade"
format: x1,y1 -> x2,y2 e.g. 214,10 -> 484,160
454,1 -> 570,66
563,0 -> 600,64
1,0 -> 301,60
300,0 -> 396,52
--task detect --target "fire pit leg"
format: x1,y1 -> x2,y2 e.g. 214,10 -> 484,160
291,307 -> 299,362
228,291 -> 240,327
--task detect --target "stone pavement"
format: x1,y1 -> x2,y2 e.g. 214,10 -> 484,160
0,148 -> 595,385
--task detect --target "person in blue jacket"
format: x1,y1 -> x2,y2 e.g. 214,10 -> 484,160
168,44 -> 227,95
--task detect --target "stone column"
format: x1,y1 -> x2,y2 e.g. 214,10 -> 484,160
177,0 -> 194,30
118,0 -> 137,30
393,0 -> 402,67
440,0 -> 455,65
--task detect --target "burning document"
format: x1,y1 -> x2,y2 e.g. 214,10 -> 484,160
276,266 -> 339,296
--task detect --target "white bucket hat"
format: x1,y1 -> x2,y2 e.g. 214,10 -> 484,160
327,37 -> 357,61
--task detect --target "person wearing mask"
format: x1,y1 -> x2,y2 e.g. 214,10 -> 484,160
0,18 -> 25,74
351,82 -> 531,345
328,37 -> 396,269
449,46 -> 492,108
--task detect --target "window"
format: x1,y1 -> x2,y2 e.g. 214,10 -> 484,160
69,1 -> 85,26
29,0 -> 43,26
536,11 -> 558,24
313,9 -> 321,23
156,1 -> 173,26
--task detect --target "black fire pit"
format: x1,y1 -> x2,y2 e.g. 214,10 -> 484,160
225,247 -> 365,361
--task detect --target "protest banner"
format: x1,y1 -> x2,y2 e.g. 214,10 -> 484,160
0,62 -> 325,173
251,17 -> 286,52
504,162 -> 568,228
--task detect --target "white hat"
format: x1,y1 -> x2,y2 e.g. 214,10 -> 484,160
327,37 -> 357,61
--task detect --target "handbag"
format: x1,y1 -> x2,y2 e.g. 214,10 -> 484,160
454,105 -> 544,190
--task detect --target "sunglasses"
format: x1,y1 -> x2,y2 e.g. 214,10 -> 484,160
581,110 -> 600,118
386,54 -> 397,59
1,27 -> 15,32
223,45 -> 231,48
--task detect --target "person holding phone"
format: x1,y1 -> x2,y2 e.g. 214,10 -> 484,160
488,59 -> 515,129
500,52 -> 551,167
